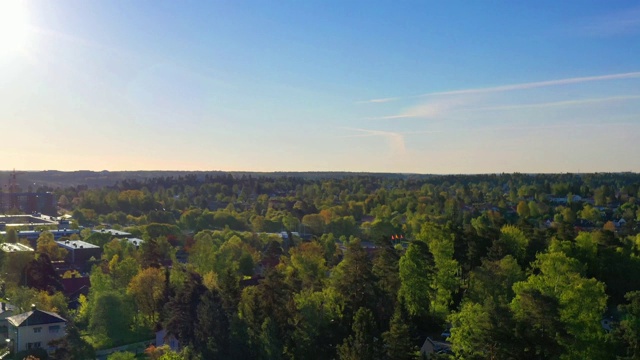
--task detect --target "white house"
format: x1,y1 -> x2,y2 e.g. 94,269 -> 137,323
6,306 -> 66,354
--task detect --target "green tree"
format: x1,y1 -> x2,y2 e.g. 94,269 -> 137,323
510,251 -> 608,359
89,291 -> 135,347
338,307 -> 381,360
238,269 -> 293,358
50,322 -> 96,360
449,300 -> 510,360
330,239 -> 376,324
291,288 -> 344,360
398,241 -> 433,317
417,223 -> 459,318
259,317 -> 283,360
286,242 -> 327,291
517,200 -> 530,219
511,288 -> 568,359
450,257 -> 522,360
111,256 -> 140,289
382,306 -> 416,360
24,253 -> 64,292
165,270 -> 207,351
193,288 -> 230,358
372,238 -> 401,326
488,225 -> 529,265
36,232 -> 68,261
302,214 -> 325,235
6,228 -> 18,243
578,204 -> 602,224
103,239 -> 123,262
615,291 -> 640,360
127,266 -> 166,325
466,255 -> 524,306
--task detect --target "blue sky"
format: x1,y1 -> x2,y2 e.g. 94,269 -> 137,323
1,0 -> 639,173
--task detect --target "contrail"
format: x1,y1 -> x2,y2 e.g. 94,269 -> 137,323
361,71 -> 640,103
422,72 -> 640,97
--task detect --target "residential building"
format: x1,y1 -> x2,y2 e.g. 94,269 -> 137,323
155,329 -> 179,351
0,193 -> 56,215
0,243 -> 34,254
55,240 -> 102,271
92,229 -> 131,238
6,306 -> 66,354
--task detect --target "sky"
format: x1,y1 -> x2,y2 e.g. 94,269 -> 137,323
1,0 -> 640,174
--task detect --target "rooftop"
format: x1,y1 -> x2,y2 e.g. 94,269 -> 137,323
126,237 -> 144,246
93,229 -> 131,237
56,240 -> 100,250
0,214 -> 58,226
7,308 -> 66,327
0,243 -> 34,252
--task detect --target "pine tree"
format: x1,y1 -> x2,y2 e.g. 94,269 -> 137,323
338,307 -> 381,360
383,307 -> 416,360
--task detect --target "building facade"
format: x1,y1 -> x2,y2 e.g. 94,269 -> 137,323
0,193 -> 56,215
6,307 -> 67,354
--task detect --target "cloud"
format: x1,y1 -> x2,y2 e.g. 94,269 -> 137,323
356,97 -> 399,104
368,102 -> 452,120
476,121 -> 634,133
341,128 -> 410,156
361,71 -> 640,104
341,127 -> 446,157
471,94 -> 640,112
421,72 -> 640,97
367,97 -> 473,120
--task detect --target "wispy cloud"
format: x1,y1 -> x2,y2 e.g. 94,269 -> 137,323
341,128 -> 407,156
420,72 -> 640,97
473,121 -> 636,134
341,127 -> 445,156
470,94 -> 640,112
356,97 -> 400,104
367,97 -> 470,120
361,71 -> 640,104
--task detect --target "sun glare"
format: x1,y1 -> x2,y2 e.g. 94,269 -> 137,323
0,0 -> 29,58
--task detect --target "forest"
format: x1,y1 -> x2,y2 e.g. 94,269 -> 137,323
2,172 -> 640,360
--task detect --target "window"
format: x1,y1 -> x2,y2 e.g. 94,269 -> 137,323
27,342 -> 41,349
33,327 -> 42,333
49,325 -> 61,333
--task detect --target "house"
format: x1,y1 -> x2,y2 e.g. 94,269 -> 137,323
420,337 -> 452,357
155,329 -> 179,351
6,305 -> 66,354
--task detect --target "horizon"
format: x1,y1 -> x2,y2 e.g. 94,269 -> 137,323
4,169 -> 639,176
1,1 -> 639,173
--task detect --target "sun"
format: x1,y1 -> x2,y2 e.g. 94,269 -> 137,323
0,0 -> 29,58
